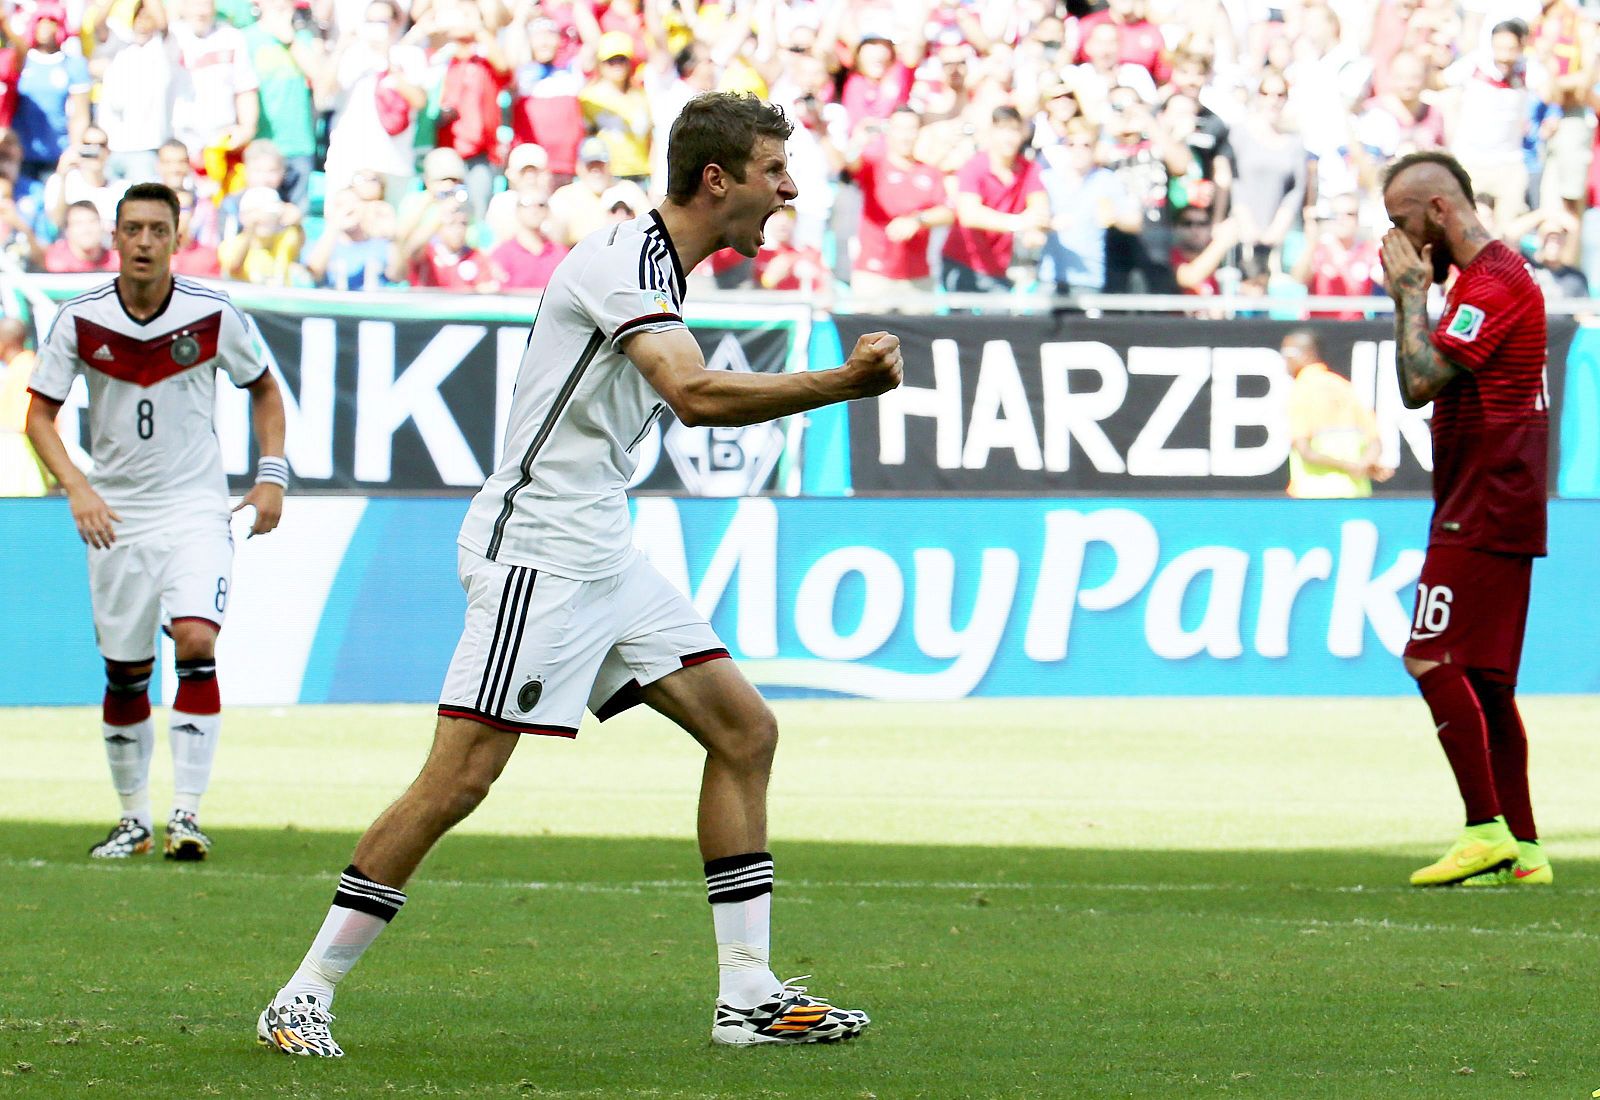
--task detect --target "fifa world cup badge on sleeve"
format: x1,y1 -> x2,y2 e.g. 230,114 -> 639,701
171,333 -> 201,366
1448,304 -> 1484,342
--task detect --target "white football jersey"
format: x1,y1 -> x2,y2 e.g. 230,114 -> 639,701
29,276 -> 265,537
458,211 -> 688,578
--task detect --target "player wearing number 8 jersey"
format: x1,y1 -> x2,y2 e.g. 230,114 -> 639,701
25,182 -> 287,863
1380,151 -> 1551,888
258,93 -> 903,1057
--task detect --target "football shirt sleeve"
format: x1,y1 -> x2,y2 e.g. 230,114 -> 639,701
1433,272 -> 1517,372
216,302 -> 269,387
571,244 -> 687,349
231,28 -> 261,93
66,54 -> 91,95
27,306 -> 81,401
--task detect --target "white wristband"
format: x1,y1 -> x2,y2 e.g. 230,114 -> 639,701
256,456 -> 289,488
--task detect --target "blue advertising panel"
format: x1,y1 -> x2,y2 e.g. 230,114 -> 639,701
3,498 -> 1596,705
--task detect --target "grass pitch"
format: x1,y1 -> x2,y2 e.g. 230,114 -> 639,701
3,697 -> 1600,1098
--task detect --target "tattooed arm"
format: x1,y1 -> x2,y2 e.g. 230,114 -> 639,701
1392,292 -> 1462,409
1379,228 -> 1463,409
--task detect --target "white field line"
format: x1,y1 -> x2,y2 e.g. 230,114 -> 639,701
6,855 -> 1599,911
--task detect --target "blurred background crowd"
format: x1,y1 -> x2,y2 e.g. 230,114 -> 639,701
0,0 -> 1597,302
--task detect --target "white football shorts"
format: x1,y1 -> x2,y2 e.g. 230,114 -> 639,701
438,547 -> 729,737
88,523 -> 234,661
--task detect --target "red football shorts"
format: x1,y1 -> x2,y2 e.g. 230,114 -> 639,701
1403,546 -> 1533,684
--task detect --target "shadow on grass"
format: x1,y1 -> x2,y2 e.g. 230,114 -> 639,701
4,821 -> 1597,1099
2,818 -> 1596,888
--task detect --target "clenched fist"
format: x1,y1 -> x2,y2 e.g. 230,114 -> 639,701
842,331 -> 903,399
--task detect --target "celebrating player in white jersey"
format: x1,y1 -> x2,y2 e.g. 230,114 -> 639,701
25,182 -> 287,862
258,92 -> 902,1057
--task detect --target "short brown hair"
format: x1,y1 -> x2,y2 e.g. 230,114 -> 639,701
115,182 -> 181,230
1382,150 -> 1475,204
665,92 -> 794,203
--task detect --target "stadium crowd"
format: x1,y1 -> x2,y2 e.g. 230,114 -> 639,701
0,0 -> 1596,300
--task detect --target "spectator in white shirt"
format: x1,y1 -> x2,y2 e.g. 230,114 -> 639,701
94,0 -> 175,183
45,124 -> 127,231
169,0 -> 260,189
485,141 -> 552,241
1443,18 -> 1539,226
321,0 -> 427,200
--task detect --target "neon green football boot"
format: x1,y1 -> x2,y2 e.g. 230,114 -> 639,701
1461,839 -> 1552,887
1410,817 -> 1518,887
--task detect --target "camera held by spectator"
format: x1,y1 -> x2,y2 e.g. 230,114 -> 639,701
218,185 -> 306,285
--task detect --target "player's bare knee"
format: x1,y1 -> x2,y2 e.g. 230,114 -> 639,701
1403,656 -> 1439,682
709,705 -> 778,775
169,618 -> 218,661
436,772 -> 495,826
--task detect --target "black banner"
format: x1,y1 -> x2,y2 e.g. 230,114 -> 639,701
839,315 -> 1574,494
235,310 -> 792,494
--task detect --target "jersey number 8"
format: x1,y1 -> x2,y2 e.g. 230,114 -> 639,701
136,399 -> 155,440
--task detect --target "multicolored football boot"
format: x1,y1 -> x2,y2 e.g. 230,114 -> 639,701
258,993 -> 343,1057
163,811 -> 212,861
711,977 -> 870,1046
89,817 -> 152,858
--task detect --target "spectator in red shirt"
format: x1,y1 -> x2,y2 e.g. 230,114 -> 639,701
839,35 -> 919,134
393,198 -> 495,290
42,200 -> 117,272
0,22 -> 21,129
593,0 -> 646,57
1291,194 -> 1380,319
170,184 -> 220,277
940,105 -> 1050,293
850,105 -> 952,295
1074,0 -> 1170,85
1170,211 -> 1239,315
754,206 -> 831,295
488,193 -> 566,293
430,0 -> 510,220
508,16 -> 588,183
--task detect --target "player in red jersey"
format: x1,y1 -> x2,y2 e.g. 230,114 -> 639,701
1379,150 -> 1552,887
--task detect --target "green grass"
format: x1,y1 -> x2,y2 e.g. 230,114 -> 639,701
3,698 -> 1600,1098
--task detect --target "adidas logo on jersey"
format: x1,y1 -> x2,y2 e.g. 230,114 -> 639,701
92,344 -> 114,361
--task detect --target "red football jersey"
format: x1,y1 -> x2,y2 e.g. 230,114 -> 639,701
1429,239 -> 1549,556
855,146 -> 945,281
940,151 -> 1044,278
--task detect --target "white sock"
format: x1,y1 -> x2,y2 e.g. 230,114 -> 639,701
706,853 -> 781,1007
103,719 -> 155,829
281,905 -> 391,1007
280,867 -> 408,1007
713,892 -> 780,1005
169,710 -> 220,816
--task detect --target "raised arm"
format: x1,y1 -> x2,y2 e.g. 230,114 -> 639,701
623,327 -> 902,428
1379,228 -> 1461,408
